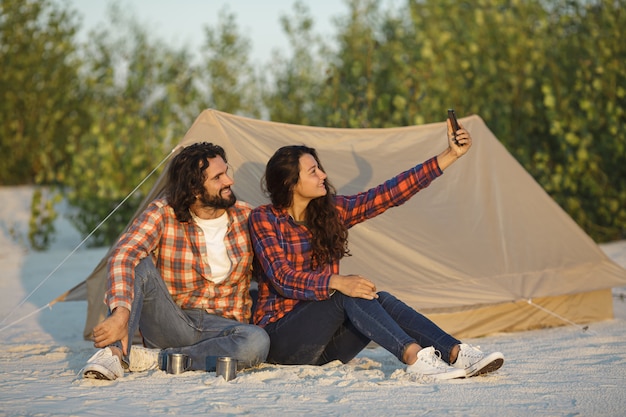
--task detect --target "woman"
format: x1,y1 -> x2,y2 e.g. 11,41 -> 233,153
248,119 -> 503,380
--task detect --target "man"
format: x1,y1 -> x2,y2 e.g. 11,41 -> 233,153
82,142 -> 270,380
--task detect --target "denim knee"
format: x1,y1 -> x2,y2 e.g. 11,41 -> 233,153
238,325 -> 270,366
377,291 -> 396,304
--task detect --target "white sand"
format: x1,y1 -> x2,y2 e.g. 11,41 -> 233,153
1,186 -> 625,417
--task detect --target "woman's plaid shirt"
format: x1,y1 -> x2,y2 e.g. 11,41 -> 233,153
250,156 -> 443,327
106,198 -> 254,323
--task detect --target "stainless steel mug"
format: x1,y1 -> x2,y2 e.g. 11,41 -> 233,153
215,356 -> 237,381
166,353 -> 192,374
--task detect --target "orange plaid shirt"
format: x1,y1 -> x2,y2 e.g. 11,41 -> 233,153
106,198 -> 254,323
250,156 -> 443,327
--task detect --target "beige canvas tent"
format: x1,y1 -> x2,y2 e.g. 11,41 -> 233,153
56,109 -> 626,340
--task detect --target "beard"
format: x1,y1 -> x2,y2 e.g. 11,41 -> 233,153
198,187 -> 237,209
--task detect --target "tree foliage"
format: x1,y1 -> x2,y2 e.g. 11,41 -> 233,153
62,4 -> 202,246
201,8 -> 262,118
405,0 -> 626,241
0,0 -> 87,185
319,0 -> 421,128
63,4 -> 263,246
262,1 -> 329,124
534,1 -> 626,241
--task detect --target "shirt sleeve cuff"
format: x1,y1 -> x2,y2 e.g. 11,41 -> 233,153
108,299 -> 132,313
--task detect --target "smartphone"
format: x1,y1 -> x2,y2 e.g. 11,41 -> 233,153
448,109 -> 460,145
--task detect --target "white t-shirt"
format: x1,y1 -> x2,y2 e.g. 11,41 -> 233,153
191,211 -> 231,284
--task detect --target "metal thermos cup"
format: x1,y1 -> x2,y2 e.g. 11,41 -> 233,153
215,356 -> 237,381
166,353 -> 192,374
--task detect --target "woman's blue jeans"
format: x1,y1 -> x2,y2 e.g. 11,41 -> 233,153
263,291 -> 460,365
113,258 -> 270,371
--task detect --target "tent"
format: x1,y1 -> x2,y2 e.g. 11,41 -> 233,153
56,109 -> 626,340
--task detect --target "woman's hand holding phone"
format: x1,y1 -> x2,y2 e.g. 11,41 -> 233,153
448,109 -> 461,146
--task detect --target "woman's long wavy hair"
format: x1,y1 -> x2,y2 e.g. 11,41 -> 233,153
165,142 -> 228,222
263,145 -> 350,269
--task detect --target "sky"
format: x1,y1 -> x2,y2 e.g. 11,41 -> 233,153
64,0 -> 353,64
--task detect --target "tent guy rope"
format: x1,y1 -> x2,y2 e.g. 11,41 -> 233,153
0,146 -> 180,333
526,298 -> 590,333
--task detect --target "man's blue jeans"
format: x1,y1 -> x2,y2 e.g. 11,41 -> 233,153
264,291 -> 460,366
113,258 -> 270,371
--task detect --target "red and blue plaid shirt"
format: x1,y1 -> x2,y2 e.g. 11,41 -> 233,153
106,198 -> 254,323
249,156 -> 443,327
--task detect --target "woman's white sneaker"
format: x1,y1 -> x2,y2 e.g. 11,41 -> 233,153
452,343 -> 504,377
406,346 -> 466,380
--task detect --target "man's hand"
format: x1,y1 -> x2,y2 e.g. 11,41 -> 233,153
92,307 -> 131,355
329,274 -> 379,300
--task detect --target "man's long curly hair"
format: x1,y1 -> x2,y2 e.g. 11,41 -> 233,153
263,145 -> 350,269
165,142 -> 228,222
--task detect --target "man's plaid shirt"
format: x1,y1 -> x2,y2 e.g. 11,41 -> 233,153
249,156 -> 443,327
106,198 -> 254,323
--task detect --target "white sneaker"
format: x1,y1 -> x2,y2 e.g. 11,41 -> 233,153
128,345 -> 161,372
82,347 -> 124,380
406,346 -> 466,380
452,344 -> 504,377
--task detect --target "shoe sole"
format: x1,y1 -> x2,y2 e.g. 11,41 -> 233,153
83,369 -> 115,380
467,357 -> 504,377
433,368 -> 467,380
82,362 -> 121,381
411,367 -> 466,380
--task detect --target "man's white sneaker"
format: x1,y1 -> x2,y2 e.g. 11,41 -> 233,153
82,347 -> 124,380
128,345 -> 161,372
406,346 -> 466,380
452,343 -> 504,377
